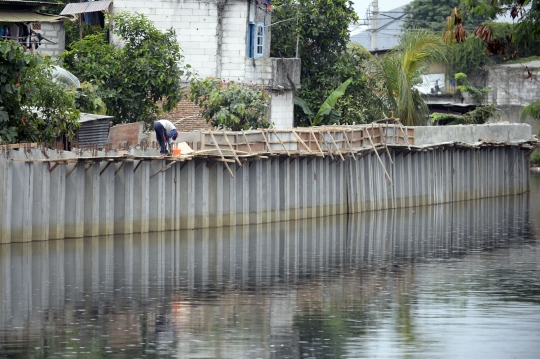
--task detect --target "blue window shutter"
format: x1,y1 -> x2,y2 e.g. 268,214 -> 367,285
255,22 -> 264,58
247,23 -> 255,58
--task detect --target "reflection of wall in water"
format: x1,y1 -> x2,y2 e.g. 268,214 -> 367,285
0,193 -> 532,353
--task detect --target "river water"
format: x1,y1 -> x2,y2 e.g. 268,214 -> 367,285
1,174 -> 540,359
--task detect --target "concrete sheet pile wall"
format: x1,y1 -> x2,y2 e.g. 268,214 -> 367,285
0,143 -> 531,243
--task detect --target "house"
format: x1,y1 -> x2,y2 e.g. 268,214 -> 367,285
0,0 -> 67,56
61,0 -> 301,130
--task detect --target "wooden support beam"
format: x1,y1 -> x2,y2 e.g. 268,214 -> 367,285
241,129 -> 253,154
291,128 -> 312,153
48,162 -> 60,173
324,127 -> 345,162
210,131 -> 235,178
133,160 -> 143,173
261,131 -> 273,154
66,163 -> 78,178
223,131 -> 242,166
365,127 -> 393,184
100,161 -> 112,176
343,131 -> 357,160
310,129 -> 325,158
272,129 -> 291,156
84,162 -> 95,172
195,160 -> 206,171
150,160 -> 176,178
114,161 -> 126,176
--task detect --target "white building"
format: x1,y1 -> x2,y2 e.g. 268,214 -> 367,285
61,0 -> 301,129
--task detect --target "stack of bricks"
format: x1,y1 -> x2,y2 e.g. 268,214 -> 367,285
160,97 -> 212,133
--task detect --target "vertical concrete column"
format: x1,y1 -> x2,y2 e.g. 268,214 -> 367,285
290,158 -> 299,221
183,160 -> 196,229
299,159 -> 308,220
48,160 -> 66,240
271,158 -> 281,222
249,160 -> 263,224
195,160 -> 210,228
99,161 -> 115,235
84,163 -> 100,237
133,161 -> 150,233
65,164 -> 85,238
0,154 -> 12,244
149,160 -> 165,232
223,162 -> 236,227
163,164 -> 175,231
237,162 -> 250,225
262,160 -> 272,223
214,162 -> 224,227
315,158 -> 325,217
309,158 -> 318,218
280,157 -> 290,221
172,164 -> 181,230
0,244 -> 12,326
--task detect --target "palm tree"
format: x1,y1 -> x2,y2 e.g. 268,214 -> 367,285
352,30 -> 447,126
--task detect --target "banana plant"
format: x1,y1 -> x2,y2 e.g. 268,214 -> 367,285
294,78 -> 353,126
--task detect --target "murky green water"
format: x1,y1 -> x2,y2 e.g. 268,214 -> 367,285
1,175 -> 540,359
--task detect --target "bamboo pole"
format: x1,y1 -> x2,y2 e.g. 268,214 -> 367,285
223,131 -> 242,166
210,131 -> 235,178
365,127 -> 393,184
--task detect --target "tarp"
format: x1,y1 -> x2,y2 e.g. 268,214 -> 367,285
0,10 -> 67,22
60,0 -> 112,15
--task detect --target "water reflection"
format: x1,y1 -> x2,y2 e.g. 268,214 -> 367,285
0,187 -> 539,358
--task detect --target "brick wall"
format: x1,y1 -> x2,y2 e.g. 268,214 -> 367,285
160,97 -> 212,132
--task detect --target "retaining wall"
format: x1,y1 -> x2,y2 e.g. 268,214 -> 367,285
0,143 -> 531,244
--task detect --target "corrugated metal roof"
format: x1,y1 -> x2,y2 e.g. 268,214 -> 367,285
0,10 -> 67,22
0,0 -> 58,6
60,0 -> 112,15
77,115 -> 112,148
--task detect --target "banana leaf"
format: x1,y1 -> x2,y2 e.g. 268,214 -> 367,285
312,78 -> 352,126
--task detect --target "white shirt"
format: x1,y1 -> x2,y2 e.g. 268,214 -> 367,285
157,119 -> 176,134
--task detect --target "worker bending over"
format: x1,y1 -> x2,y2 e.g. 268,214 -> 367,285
154,119 -> 178,155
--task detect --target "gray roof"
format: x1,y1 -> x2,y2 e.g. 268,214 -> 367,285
0,0 -> 58,5
351,5 -> 406,52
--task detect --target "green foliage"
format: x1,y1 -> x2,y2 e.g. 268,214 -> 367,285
358,30 -> 448,126
294,78 -> 354,126
464,0 -> 540,46
271,0 -> 381,126
530,151 -> 540,166
75,82 -> 107,115
188,78 -> 271,131
64,20 -> 108,51
521,98 -> 540,119
447,36 -> 491,76
0,40 -> 80,144
430,103 -> 499,124
61,12 -> 192,126
405,0 -> 470,33
454,72 -> 491,103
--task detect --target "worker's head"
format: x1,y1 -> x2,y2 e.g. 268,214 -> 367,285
170,129 -> 178,141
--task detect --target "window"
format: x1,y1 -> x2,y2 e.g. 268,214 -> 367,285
247,22 -> 264,58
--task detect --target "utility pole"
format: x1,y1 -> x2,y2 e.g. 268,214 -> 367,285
370,0 -> 379,51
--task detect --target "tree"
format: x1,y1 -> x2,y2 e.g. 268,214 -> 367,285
357,30 -> 447,126
0,40 -> 80,144
188,78 -> 271,131
459,0 -> 540,119
61,12 -> 193,126
271,0 -> 383,126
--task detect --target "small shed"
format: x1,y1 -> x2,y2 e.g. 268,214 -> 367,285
75,113 -> 113,149
0,0 -> 67,56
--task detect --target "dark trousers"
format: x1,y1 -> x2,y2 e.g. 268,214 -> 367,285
154,122 -> 168,154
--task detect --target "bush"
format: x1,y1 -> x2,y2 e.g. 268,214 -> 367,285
531,152 -> 540,167
189,78 -> 271,131
0,40 -> 80,144
61,12 -> 193,126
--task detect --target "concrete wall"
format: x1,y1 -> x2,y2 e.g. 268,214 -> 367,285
34,22 -> 65,56
413,122 -> 532,145
270,91 -> 294,129
0,144 -> 531,243
487,61 -> 540,124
